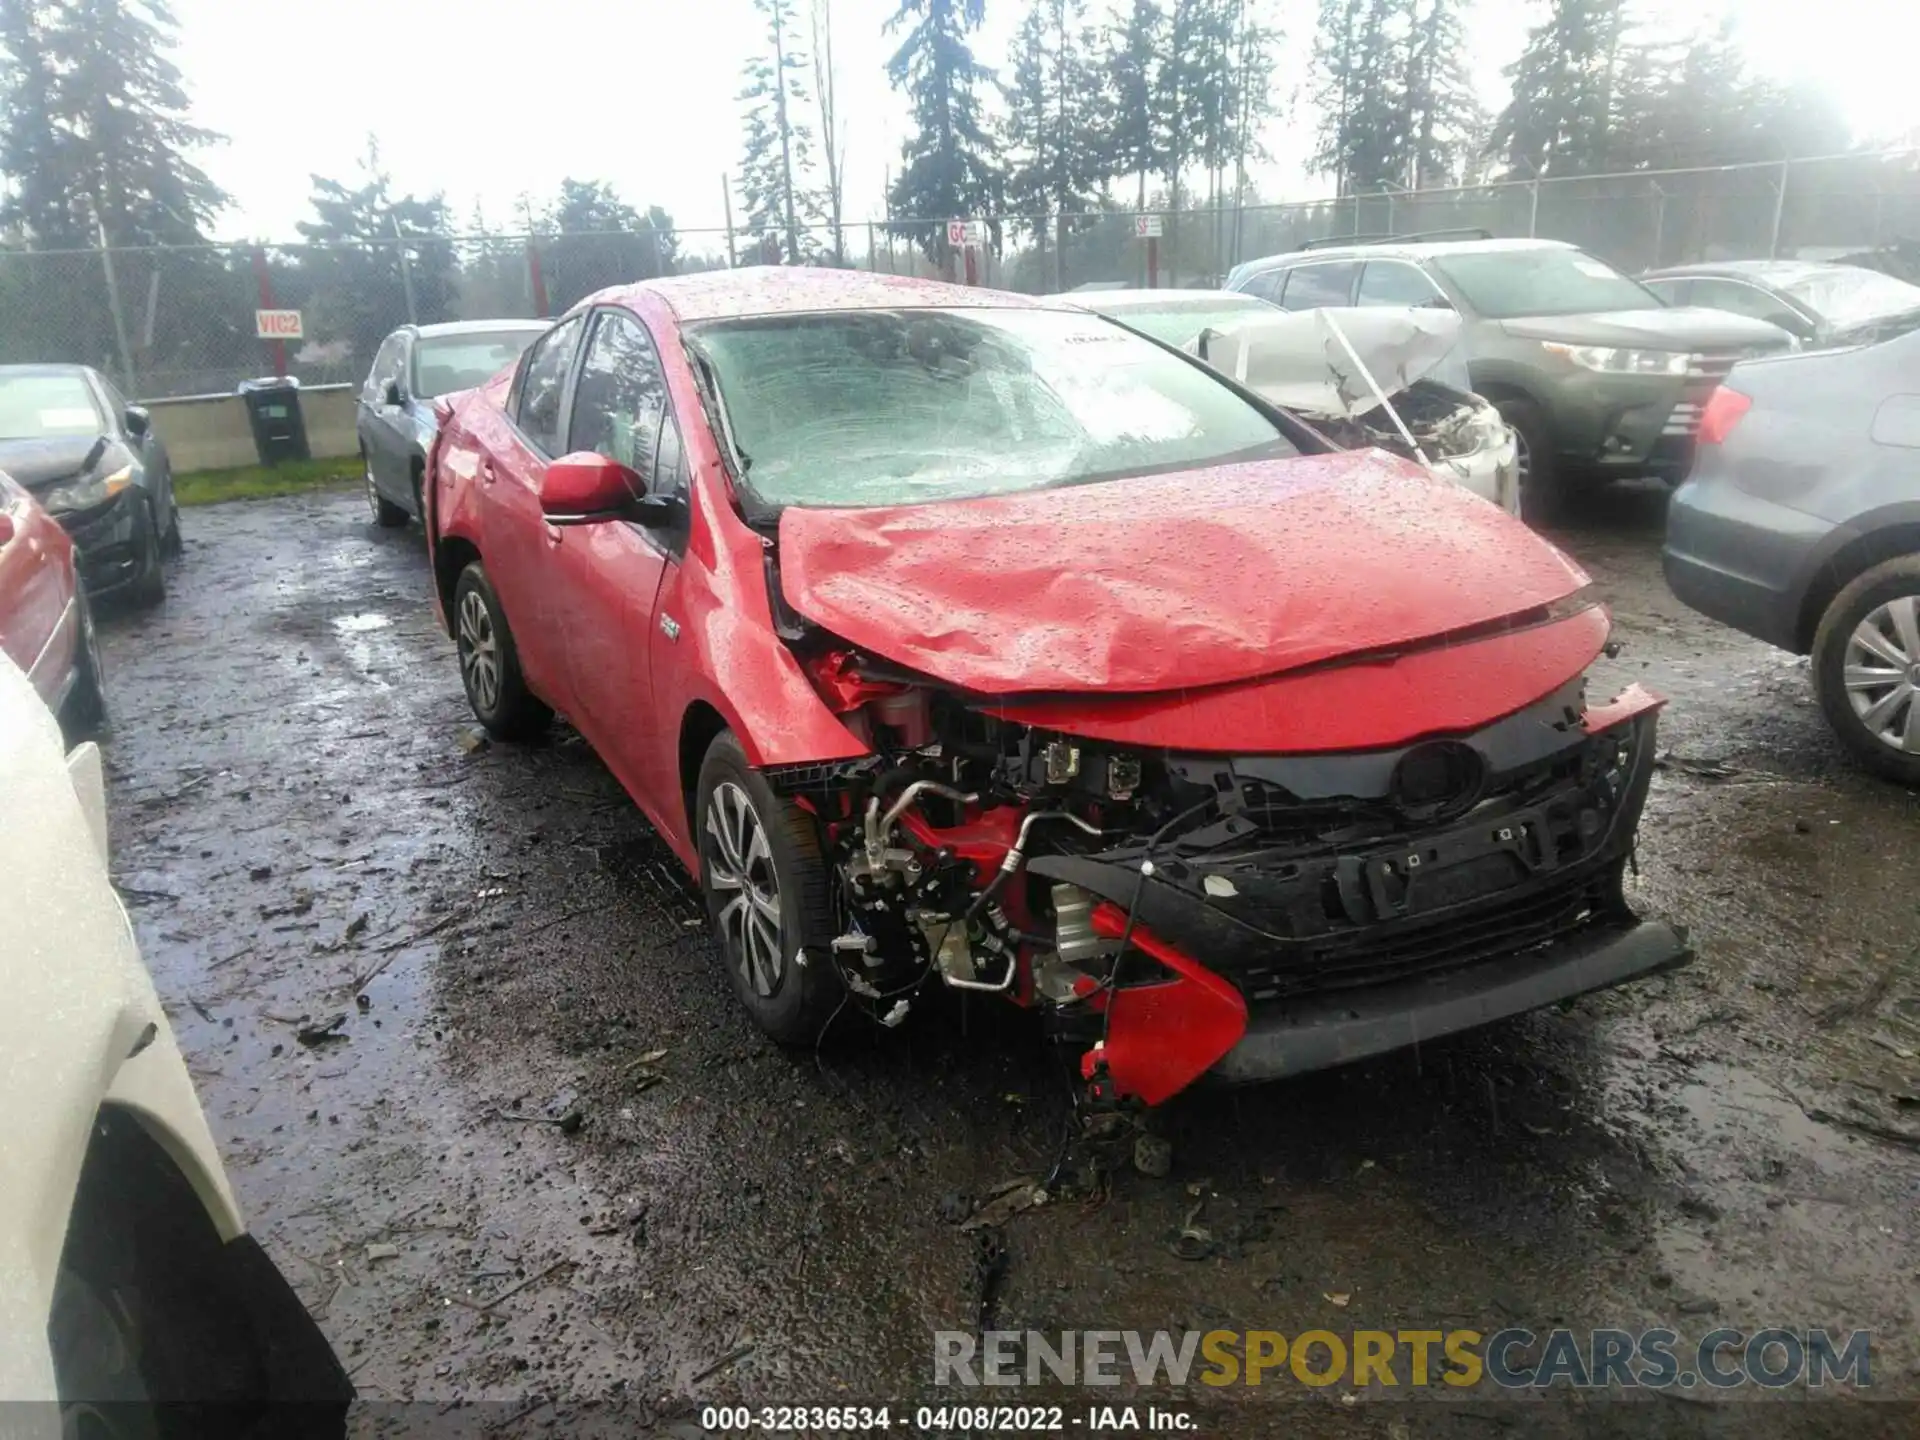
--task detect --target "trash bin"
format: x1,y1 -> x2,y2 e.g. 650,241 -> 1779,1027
236,376 -> 310,465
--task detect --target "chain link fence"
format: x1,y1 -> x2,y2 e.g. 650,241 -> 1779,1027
2,150 -> 1914,402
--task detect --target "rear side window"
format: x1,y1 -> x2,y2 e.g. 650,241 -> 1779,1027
515,314 -> 585,456
1357,261 -> 1444,308
1280,262 -> 1359,310
1641,278 -> 1689,307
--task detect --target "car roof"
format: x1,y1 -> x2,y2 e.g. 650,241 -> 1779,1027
1239,236 -> 1574,277
1068,288 -> 1269,312
408,319 -> 550,339
597,267 -> 1047,324
1642,260 -> 1841,285
0,363 -> 93,378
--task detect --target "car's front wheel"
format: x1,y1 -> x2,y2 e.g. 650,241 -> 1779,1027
1813,555 -> 1920,785
59,587 -> 110,743
1493,395 -> 1561,523
452,561 -> 550,741
696,730 -> 843,1043
126,495 -> 165,607
364,449 -> 408,528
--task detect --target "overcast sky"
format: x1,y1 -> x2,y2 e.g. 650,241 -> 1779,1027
170,0 -> 1914,243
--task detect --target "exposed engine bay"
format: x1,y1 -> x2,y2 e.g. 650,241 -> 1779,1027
764,633 -> 1667,1109
1313,377 -> 1509,465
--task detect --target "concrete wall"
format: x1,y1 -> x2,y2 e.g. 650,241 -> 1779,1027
145,383 -> 358,474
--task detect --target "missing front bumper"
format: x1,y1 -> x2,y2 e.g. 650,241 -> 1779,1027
1212,915 -> 1690,1083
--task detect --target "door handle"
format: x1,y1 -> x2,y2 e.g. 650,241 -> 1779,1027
479,458 -> 496,484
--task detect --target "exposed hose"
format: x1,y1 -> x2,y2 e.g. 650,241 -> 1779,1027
962,809 -> 1105,924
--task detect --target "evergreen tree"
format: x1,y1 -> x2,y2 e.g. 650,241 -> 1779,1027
295,140 -> 455,369
1311,0 -> 1404,194
1001,0 -> 1106,245
1489,0 -> 1628,179
0,0 -> 224,247
1397,0 -> 1478,186
1105,0 -> 1166,211
886,0 -> 1002,258
737,0 -> 815,264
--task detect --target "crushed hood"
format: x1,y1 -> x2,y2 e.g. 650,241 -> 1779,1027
1188,307 -> 1473,419
775,452 -> 1589,696
0,435 -> 108,491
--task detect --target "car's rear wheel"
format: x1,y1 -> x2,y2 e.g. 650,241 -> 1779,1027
160,496 -> 182,558
1494,395 -> 1561,523
452,561 -> 550,740
364,450 -> 408,528
696,730 -> 843,1043
1813,555 -> 1920,785
60,587 -> 110,743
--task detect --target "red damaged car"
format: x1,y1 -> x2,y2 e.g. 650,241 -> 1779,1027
426,270 -> 1687,1110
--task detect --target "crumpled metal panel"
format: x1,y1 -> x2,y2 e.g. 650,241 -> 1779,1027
775,451 -> 1589,696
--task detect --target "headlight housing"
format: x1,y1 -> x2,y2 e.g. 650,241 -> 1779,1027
1542,343 -> 1690,376
41,465 -> 134,516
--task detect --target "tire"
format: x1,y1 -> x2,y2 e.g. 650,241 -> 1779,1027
126,497 -> 165,607
695,730 -> 844,1044
1812,555 -> 1920,785
59,587 -> 110,743
1493,395 -> 1562,523
49,1266 -> 162,1440
365,450 -> 408,528
452,561 -> 551,741
160,493 -> 182,558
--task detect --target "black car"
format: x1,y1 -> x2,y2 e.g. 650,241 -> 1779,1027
357,320 -> 545,527
1641,260 -> 1920,350
0,364 -> 177,606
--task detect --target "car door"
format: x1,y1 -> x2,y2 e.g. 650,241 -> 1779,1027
371,335 -> 419,497
544,306 -> 678,808
473,312 -> 588,714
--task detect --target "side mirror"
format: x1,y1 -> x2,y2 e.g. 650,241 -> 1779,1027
123,404 -> 150,437
383,379 -> 405,407
540,451 -> 643,525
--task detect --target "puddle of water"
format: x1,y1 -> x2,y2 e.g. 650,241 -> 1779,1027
332,612 -> 393,634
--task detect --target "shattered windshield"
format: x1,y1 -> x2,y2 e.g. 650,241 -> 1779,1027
688,307 -> 1295,509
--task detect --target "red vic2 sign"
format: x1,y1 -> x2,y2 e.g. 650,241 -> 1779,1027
255,309 -> 303,340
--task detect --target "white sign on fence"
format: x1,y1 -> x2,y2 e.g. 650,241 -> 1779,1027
946,219 -> 985,247
1135,214 -> 1164,239
255,309 -> 304,340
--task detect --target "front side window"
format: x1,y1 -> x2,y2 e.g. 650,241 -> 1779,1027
1641,278 -> 1688,306
1281,262 -> 1360,311
566,310 -> 668,480
1356,261 -> 1446,308
1430,248 -> 1657,319
688,307 -> 1295,511
0,372 -> 104,440
515,313 -> 585,455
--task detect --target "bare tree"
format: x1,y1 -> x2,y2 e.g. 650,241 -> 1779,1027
811,0 -> 845,262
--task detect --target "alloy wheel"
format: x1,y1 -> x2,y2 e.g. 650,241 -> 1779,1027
704,781 -> 784,998
1511,425 -> 1531,488
364,459 -> 381,520
456,588 -> 500,714
1843,595 -> 1920,753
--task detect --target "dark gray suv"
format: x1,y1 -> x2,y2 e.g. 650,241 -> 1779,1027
1226,235 -> 1794,515
1665,326 -> 1920,782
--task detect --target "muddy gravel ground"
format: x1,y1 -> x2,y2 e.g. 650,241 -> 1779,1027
95,484 -> 1920,1438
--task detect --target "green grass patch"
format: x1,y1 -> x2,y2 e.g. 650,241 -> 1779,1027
175,455 -> 361,507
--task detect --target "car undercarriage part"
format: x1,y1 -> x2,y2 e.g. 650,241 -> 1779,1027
766,626 -> 1669,1110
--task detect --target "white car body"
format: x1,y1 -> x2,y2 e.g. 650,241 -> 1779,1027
0,652 -> 346,1425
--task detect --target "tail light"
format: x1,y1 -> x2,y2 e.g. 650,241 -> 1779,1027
1696,386 -> 1752,445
